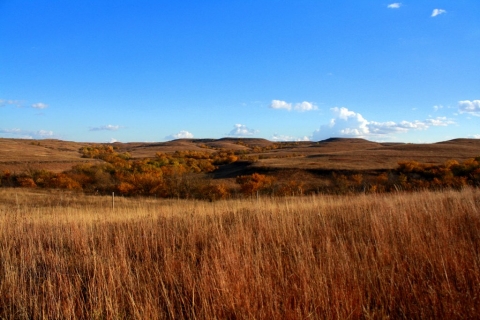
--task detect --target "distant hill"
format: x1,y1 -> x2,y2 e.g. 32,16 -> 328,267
435,138 -> 480,147
1,137 -> 479,174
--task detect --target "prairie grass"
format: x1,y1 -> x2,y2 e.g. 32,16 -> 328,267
0,188 -> 479,319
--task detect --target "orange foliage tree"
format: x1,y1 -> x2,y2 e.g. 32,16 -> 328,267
3,142 -> 480,199
236,173 -> 274,196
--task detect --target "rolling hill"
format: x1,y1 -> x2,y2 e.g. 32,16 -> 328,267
1,137 -> 479,175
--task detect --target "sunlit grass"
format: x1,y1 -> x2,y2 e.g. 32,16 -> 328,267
0,188 -> 479,319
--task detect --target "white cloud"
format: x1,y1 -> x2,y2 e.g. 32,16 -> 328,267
311,107 -> 455,141
470,134 -> 480,139
424,117 -> 455,127
32,102 -> 48,109
227,124 -> 258,137
458,100 -> 480,116
1,100 -> 48,109
109,138 -> 118,143
0,99 -> 22,107
270,100 -> 318,112
165,130 -> 194,140
37,130 -> 54,137
294,101 -> 318,112
0,128 -> 22,134
433,105 -> 443,112
387,3 -> 401,9
0,128 -> 54,139
271,134 -> 310,142
431,9 -> 446,17
270,100 -> 292,111
89,124 -> 121,131
312,107 -> 369,140
369,117 -> 454,134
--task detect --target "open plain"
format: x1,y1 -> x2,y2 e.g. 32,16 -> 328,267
0,137 -> 480,318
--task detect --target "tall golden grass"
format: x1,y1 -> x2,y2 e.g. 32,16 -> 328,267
0,188 -> 479,319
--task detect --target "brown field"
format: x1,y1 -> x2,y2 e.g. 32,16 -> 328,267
0,139 -> 102,173
0,188 -> 479,318
2,137 -> 480,174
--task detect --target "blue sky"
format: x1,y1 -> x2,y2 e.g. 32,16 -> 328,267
1,1 -> 479,143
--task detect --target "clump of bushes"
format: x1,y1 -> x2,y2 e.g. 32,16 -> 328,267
1,145 -> 479,199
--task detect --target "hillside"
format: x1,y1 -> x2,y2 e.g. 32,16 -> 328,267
0,139 -> 102,173
1,137 -> 479,175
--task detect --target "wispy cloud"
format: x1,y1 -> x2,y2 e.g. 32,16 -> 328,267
37,130 -> 54,138
311,107 -> 455,141
1,99 -> 49,109
227,124 -> 258,137
0,99 -> 22,107
271,134 -> 310,142
431,9 -> 446,17
165,130 -> 194,140
387,3 -> 401,9
0,99 -> 48,109
0,128 -> 55,139
458,100 -> 480,116
31,102 -> 48,109
89,124 -> 121,131
0,128 -> 22,135
270,100 -> 318,112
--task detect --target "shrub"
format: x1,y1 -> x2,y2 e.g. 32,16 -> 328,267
236,173 -> 274,196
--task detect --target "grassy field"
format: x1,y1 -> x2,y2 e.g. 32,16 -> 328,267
1,188 -> 479,319
2,137 -> 480,174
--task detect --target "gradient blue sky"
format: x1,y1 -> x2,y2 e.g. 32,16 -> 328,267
1,1 -> 479,143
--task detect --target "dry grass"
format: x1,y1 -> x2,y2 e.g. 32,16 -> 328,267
2,137 -> 480,174
0,188 -> 479,319
0,138 -> 100,173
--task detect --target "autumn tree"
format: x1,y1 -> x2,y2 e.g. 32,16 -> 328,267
236,173 -> 274,196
